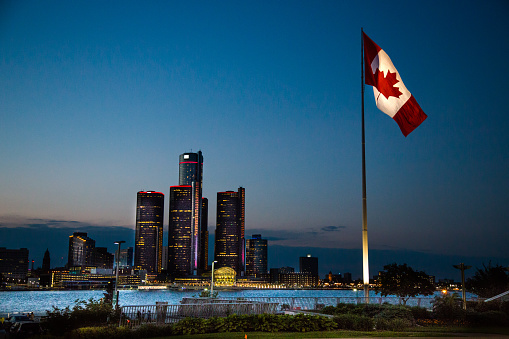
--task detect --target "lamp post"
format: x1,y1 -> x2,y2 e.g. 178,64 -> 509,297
210,260 -> 218,297
453,263 -> 471,310
114,240 -> 125,309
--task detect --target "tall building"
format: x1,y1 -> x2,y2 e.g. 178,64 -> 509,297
246,234 -> 267,277
92,247 -> 114,269
0,247 -> 29,280
172,151 -> 205,275
134,191 -> 164,274
42,249 -> 51,273
299,254 -> 319,276
214,187 -> 245,276
117,247 -> 133,269
201,197 -> 209,271
68,232 -> 95,267
168,185 -> 193,276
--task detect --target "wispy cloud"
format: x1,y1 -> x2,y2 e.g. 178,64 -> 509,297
321,226 -> 346,232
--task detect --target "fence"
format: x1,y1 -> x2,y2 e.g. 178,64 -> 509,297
216,296 -> 477,311
119,300 -> 279,327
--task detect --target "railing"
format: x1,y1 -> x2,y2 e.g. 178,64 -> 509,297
119,300 -> 279,327
217,296 -> 481,311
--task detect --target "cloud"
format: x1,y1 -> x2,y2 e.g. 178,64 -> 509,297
321,226 -> 346,232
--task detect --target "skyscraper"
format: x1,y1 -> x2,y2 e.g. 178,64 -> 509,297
177,151 -> 204,274
246,234 -> 267,277
168,185 -> 193,276
42,248 -> 50,273
68,232 -> 95,267
134,191 -> 164,274
214,187 -> 245,276
201,197 -> 209,271
299,254 -> 319,276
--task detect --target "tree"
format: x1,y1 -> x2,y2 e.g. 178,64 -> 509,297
465,262 -> 509,298
376,263 -> 435,305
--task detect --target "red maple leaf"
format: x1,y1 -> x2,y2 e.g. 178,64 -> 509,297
374,69 -> 402,99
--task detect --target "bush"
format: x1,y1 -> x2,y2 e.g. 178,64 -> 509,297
42,298 -> 119,336
374,305 -> 414,322
465,310 -> 509,327
334,313 -> 373,331
409,306 -> 431,320
432,293 -> 465,322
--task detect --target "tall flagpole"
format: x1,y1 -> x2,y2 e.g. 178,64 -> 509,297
361,28 -> 370,302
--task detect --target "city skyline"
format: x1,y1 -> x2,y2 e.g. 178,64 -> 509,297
1,1 -> 508,280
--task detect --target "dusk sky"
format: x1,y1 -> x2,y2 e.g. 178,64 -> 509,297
1,1 -> 508,278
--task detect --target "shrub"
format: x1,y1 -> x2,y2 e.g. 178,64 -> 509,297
334,313 -> 373,331
375,305 -> 414,322
432,293 -> 465,322
409,306 -> 431,320
465,310 -> 509,327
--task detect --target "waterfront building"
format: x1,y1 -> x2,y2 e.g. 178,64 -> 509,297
0,247 -> 29,280
201,197 -> 209,272
168,185 -> 193,276
68,232 -> 95,268
179,151 -> 204,274
92,247 -> 114,269
214,187 -> 245,276
278,272 -> 319,287
117,247 -> 133,269
299,254 -> 318,276
134,191 -> 164,274
42,248 -> 51,272
246,234 -> 267,277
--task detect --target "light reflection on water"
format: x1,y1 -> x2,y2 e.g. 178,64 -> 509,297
0,289 -> 471,315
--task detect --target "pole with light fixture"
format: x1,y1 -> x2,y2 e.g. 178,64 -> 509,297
210,260 -> 218,297
453,263 -> 471,310
114,240 -> 126,309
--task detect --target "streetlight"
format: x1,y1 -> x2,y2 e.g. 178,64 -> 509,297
453,263 -> 471,310
114,240 -> 126,309
210,260 -> 218,297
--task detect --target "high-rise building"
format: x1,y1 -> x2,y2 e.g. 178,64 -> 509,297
214,187 -> 245,276
134,191 -> 164,274
42,249 -> 51,273
68,232 -> 95,267
92,247 -> 114,269
299,254 -> 319,276
178,151 -> 204,274
117,247 -> 133,269
168,185 -> 193,276
201,197 -> 209,271
246,234 -> 267,277
0,247 -> 29,280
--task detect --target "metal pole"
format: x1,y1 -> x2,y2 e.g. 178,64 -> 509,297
453,263 -> 471,310
210,260 -> 217,297
114,240 -> 125,309
361,28 -> 370,302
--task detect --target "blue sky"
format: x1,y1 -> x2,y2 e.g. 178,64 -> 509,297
1,1 -> 508,277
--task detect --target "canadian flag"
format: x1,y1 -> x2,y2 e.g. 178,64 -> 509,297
363,32 -> 427,137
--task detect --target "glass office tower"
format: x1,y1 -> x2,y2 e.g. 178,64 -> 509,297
134,191 -> 164,274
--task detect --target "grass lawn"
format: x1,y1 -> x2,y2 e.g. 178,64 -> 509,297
153,327 -> 509,338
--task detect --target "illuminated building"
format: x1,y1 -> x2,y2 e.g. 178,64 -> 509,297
117,247 -> 133,269
168,185 -> 193,276
92,247 -> 114,269
178,151 -> 204,274
0,247 -> 29,280
299,254 -> 318,276
201,197 -> 208,271
246,234 -> 267,277
214,187 -> 245,276
134,191 -> 164,274
68,232 -> 95,267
